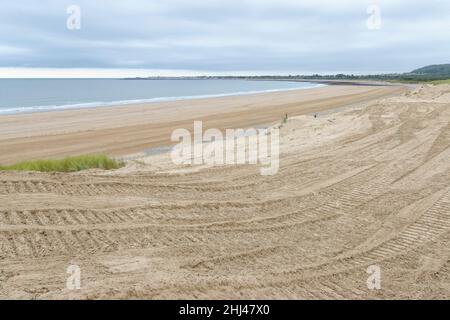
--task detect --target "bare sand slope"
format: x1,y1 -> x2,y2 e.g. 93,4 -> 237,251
0,85 -> 401,164
1,85 -> 450,299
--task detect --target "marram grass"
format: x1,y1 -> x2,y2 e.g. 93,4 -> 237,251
430,79 -> 450,85
0,154 -> 124,172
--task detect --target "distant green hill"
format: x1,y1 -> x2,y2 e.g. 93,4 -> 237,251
293,64 -> 450,82
410,64 -> 450,76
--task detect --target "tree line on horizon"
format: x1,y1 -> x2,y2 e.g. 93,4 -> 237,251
125,64 -> 450,83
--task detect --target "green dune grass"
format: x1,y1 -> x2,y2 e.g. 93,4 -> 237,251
0,154 -> 124,172
430,79 -> 450,85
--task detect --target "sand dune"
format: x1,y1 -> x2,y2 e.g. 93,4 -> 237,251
1,84 -> 450,299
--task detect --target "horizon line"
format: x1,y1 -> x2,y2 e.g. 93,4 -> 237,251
0,67 -> 407,79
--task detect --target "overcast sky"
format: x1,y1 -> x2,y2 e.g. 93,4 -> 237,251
0,0 -> 449,77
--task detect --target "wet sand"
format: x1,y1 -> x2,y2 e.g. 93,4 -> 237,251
0,84 -> 402,164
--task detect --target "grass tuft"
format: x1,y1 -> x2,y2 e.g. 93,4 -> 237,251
278,113 -> 288,129
0,154 -> 124,172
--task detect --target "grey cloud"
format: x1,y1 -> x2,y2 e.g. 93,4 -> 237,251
0,0 -> 449,73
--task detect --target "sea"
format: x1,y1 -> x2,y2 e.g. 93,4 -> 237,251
0,79 -> 324,115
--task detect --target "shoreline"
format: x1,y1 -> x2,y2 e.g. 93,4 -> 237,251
0,80 -> 325,116
0,84 -> 406,164
0,79 -> 404,116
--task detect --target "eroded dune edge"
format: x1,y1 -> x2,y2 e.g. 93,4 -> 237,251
1,85 -> 450,299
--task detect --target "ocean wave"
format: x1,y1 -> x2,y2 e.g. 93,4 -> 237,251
0,83 -> 326,115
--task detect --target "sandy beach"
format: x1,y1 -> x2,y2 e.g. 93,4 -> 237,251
2,0 -> 450,305
0,84 -> 402,164
2,83 -> 450,299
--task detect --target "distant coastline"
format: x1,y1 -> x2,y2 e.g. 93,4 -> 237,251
124,64 -> 450,83
123,76 -> 398,87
